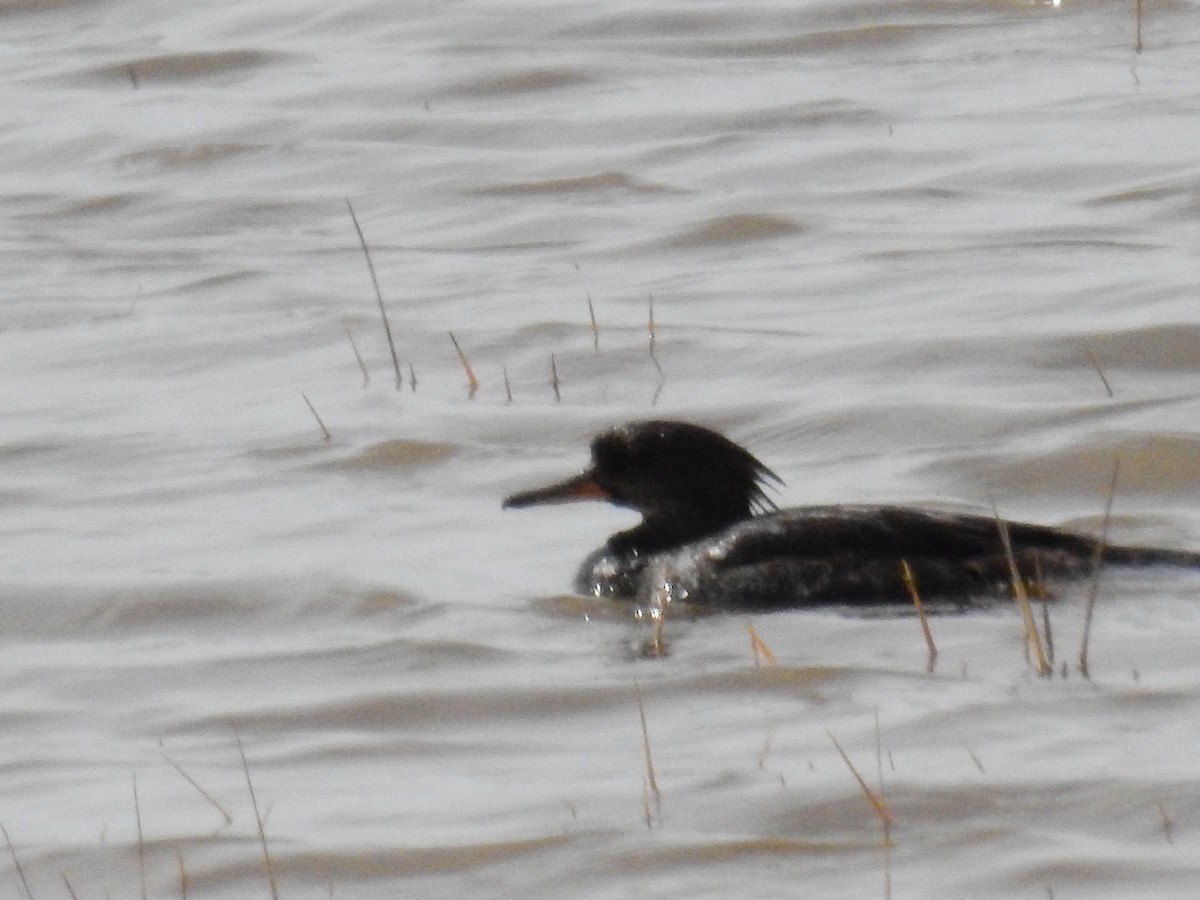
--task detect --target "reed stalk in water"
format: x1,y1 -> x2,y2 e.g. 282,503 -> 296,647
161,748 -> 234,825
2,823 -> 33,900
177,850 -> 189,900
1082,344 -> 1114,398
587,295 -> 599,352
133,772 -> 146,900
343,319 -> 370,387
634,682 -> 660,827
448,331 -> 479,398
827,731 -> 894,832
900,560 -> 937,674
1079,458 -> 1120,679
237,732 -> 279,900
301,392 -> 332,442
346,199 -> 402,390
991,504 -> 1052,677
745,619 -> 777,666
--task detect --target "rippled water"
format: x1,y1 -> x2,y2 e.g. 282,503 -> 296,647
4,0 -> 1200,896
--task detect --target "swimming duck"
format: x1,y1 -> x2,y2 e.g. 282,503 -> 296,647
503,419 -> 1200,609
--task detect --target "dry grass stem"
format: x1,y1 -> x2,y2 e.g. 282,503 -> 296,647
1135,0 -> 1143,52
1082,344 -> 1114,398
503,365 -> 513,404
61,875 -> 80,900
587,295 -> 599,352
161,749 -> 234,825
1042,602 -> 1055,668
1158,801 -> 1174,844
408,363 -> 417,392
634,682 -> 661,824
2,823 -> 33,900
345,199 -> 402,390
991,504 -> 1052,677
1079,457 -> 1120,679
301,393 -> 332,442
826,731 -> 894,831
343,321 -> 370,387
177,849 -> 189,900
133,772 -> 147,900
967,749 -> 986,774
900,560 -> 937,673
745,619 -> 777,666
236,733 -> 280,900
550,353 -> 561,402
647,294 -> 664,378
448,331 -> 479,397
874,710 -> 893,900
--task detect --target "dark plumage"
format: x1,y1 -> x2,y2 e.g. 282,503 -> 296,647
503,420 -> 1200,609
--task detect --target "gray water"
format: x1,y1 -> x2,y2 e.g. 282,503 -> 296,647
4,0 -> 1200,897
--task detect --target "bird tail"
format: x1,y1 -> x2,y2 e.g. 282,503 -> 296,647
1102,544 -> 1200,569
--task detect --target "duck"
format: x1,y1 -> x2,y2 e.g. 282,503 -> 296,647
503,419 -> 1200,609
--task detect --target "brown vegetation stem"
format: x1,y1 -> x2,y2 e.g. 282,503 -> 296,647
826,731 -> 894,829
1082,344 -> 1114,398
587,295 -> 599,352
634,682 -> 661,822
160,749 -> 234,825
177,849 -> 189,900
133,772 -> 147,900
2,823 -> 33,900
745,619 -> 777,666
648,294 -> 663,377
343,321 -> 370,387
301,392 -> 332,442
345,199 -> 402,390
236,733 -> 280,900
448,331 -> 479,396
900,560 -> 937,673
1079,458 -> 1120,679
991,504 -> 1052,676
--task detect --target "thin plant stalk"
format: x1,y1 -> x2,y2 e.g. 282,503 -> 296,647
992,504 -> 1052,676
634,682 -> 661,823
1082,344 -> 1114,398
827,731 -> 894,830
236,733 -> 280,900
1079,458 -> 1120,679
160,749 -> 234,825
343,321 -> 370,387
2,823 -> 33,900
448,331 -> 479,397
301,393 -> 332,442
133,772 -> 147,900
648,294 -> 663,377
745,619 -> 777,666
900,560 -> 937,673
345,199 -> 402,390
587,295 -> 599,352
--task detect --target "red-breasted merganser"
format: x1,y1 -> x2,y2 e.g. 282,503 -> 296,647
503,419 -> 1200,609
